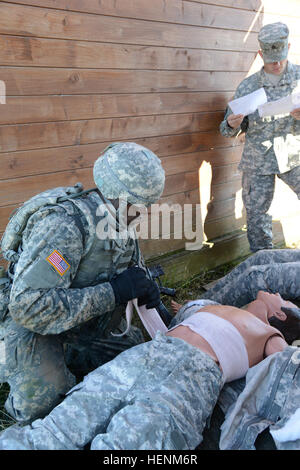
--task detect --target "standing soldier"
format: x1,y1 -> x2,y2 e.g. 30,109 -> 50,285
220,22 -> 300,252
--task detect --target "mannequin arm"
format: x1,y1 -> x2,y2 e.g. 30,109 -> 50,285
264,334 -> 288,357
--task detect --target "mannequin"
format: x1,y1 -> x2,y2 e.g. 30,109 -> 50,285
0,290 -> 297,451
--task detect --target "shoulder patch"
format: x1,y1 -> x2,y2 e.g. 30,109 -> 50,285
46,250 -> 70,276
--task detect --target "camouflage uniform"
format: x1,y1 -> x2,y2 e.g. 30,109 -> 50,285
0,330 -> 223,450
220,23 -> 300,252
201,249 -> 300,307
0,292 -> 298,450
0,142 -> 165,424
220,346 -> 300,450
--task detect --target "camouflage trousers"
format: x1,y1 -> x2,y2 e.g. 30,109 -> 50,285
0,308 -> 144,424
201,249 -> 300,307
0,332 -> 223,450
242,166 -> 300,252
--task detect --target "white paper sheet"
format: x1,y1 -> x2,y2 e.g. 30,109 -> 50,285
228,88 -> 267,116
258,92 -> 300,118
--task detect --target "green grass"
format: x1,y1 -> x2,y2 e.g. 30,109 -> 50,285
0,254 -> 250,432
0,383 -> 15,431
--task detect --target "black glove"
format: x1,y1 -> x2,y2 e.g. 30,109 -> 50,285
137,280 -> 160,309
110,266 -> 160,309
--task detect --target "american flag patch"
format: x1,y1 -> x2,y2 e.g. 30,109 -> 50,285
46,250 -> 70,276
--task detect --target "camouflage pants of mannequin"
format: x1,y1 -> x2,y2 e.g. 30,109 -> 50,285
201,248 -> 300,307
0,332 -> 223,450
242,166 -> 300,252
0,308 -> 144,424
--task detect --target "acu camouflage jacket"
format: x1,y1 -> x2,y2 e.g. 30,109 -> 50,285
1,188 -> 140,335
220,62 -> 300,175
219,346 -> 300,450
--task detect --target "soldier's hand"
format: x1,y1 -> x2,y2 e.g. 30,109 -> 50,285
227,113 -> 244,129
290,107 -> 300,120
137,280 -> 160,309
110,266 -> 160,308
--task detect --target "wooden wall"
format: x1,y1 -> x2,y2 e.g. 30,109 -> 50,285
0,0 -> 300,271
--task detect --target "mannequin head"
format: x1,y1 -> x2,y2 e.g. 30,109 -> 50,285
269,305 -> 300,345
256,291 -> 287,320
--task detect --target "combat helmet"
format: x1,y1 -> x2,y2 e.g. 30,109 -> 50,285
93,142 -> 165,206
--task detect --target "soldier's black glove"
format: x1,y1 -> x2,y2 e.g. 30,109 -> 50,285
110,266 -> 160,309
137,281 -> 161,309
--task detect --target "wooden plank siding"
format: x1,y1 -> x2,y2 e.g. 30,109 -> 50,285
0,0 -> 299,269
